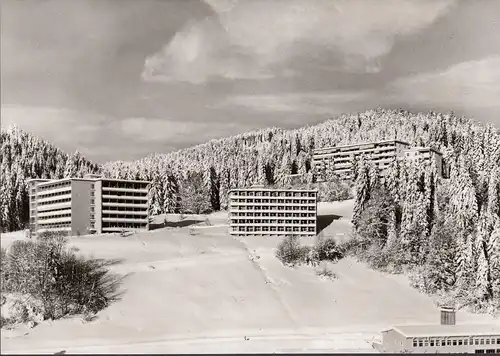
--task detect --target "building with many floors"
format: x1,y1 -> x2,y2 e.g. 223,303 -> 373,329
380,307 -> 500,353
228,186 -> 318,237
402,146 -> 444,176
312,139 -> 443,180
27,174 -> 150,236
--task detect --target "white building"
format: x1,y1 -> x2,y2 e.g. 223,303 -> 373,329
28,174 -> 150,236
312,140 -> 444,179
402,146 -> 443,176
228,186 -> 318,236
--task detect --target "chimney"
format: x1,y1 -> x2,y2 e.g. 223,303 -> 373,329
440,306 -> 456,325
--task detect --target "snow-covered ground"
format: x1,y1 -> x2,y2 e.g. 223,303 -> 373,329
1,200 -> 496,354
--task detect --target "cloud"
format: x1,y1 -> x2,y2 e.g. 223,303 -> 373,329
1,105 -> 261,162
385,56 -> 500,111
218,91 -> 369,115
119,117 -> 212,143
143,0 -> 455,83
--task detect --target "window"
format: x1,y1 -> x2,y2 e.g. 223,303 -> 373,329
430,340 -> 435,347
481,339 -> 485,345
465,339 -> 469,345
476,339 -> 480,345
496,338 -> 500,345
418,339 -> 423,347
486,339 -> 490,345
447,339 -> 452,346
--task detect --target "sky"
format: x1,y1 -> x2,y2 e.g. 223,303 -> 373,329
1,0 -> 500,163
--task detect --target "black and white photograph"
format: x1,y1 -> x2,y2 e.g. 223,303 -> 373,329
1,0 -> 500,353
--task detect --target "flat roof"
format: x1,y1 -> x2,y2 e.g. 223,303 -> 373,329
229,188 -> 318,193
403,146 -> 443,155
387,324 -> 500,338
32,177 -> 151,187
313,139 -> 411,153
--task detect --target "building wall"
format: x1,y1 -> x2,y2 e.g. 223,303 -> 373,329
35,179 -> 72,235
312,140 -> 411,180
28,177 -> 151,236
70,180 -> 94,236
382,331 -> 500,353
100,179 -> 150,233
312,140 -> 446,180
228,188 -> 318,236
94,180 -> 103,233
381,330 -> 410,353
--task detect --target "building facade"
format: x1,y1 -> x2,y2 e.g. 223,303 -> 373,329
28,175 -> 150,236
312,140 -> 443,179
402,146 -> 444,176
228,186 -> 318,236
381,308 -> 500,353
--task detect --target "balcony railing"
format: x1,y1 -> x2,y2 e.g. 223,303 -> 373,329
102,217 -> 149,223
37,193 -> 72,204
102,195 -> 148,201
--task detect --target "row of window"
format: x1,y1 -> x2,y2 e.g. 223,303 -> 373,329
232,226 -> 315,232
103,206 -> 148,212
474,349 -> 500,354
102,181 -> 149,189
315,145 -> 398,155
102,214 -> 148,220
102,222 -> 147,228
231,219 -> 316,225
37,181 -> 71,192
231,212 -> 316,218
231,198 -> 316,204
33,206 -> 70,215
38,213 -> 71,221
233,205 -> 316,211
412,336 -> 500,348
38,222 -> 70,229
36,190 -> 72,199
102,191 -> 148,197
102,198 -> 147,205
38,198 -> 71,206
231,191 -> 316,197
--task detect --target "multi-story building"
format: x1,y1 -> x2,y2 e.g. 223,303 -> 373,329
312,140 -> 443,179
380,308 -> 500,353
228,186 -> 318,237
27,174 -> 150,236
402,146 -> 444,176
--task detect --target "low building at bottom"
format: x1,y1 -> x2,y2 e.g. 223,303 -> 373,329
27,174 -> 151,236
228,186 -> 318,236
381,308 -> 500,354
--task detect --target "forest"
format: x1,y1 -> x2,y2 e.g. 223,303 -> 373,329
1,108 -> 499,313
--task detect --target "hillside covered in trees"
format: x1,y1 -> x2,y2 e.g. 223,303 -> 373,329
2,108 -> 499,313
0,127 -> 99,232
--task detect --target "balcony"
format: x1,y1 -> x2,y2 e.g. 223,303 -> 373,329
38,208 -> 72,218
102,217 -> 149,223
37,187 -> 72,198
102,195 -> 148,201
102,210 -> 148,216
102,201 -> 149,208
102,187 -> 149,194
37,193 -> 72,204
37,201 -> 72,212
102,226 -> 148,233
